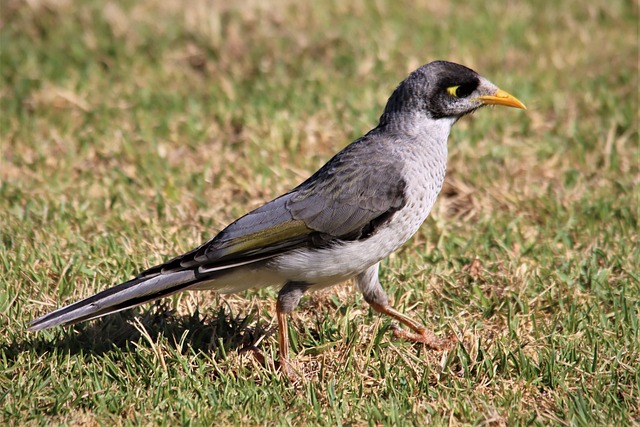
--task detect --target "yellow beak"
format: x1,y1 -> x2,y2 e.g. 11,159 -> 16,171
476,89 -> 526,110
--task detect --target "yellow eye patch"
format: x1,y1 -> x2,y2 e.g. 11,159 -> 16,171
447,86 -> 460,97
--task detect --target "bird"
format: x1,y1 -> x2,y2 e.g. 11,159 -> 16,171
28,60 -> 526,378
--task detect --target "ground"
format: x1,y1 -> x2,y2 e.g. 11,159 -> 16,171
1,0 -> 638,425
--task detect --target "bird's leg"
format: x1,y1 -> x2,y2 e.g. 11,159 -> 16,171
276,281 -> 308,379
275,307 -> 292,377
356,263 -> 453,350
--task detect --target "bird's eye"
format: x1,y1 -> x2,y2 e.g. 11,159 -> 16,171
447,83 -> 475,98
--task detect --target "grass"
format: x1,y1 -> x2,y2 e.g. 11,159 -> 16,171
1,0 -> 638,425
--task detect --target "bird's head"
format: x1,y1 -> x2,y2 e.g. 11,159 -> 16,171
380,60 -> 526,124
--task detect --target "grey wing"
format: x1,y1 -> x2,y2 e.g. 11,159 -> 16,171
286,134 -> 407,238
141,132 -> 406,277
140,193 -> 316,277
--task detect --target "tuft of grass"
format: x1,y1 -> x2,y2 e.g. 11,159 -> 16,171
1,0 -> 638,425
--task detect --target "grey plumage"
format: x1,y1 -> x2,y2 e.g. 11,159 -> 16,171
28,61 -> 525,375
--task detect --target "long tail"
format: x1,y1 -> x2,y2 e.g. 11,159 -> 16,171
27,270 -> 198,331
27,250 -> 281,332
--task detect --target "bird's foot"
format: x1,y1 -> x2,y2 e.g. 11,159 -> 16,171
240,346 -> 300,381
277,358 -> 301,382
389,325 -> 455,350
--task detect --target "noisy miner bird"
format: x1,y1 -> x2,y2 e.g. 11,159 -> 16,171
29,61 -> 526,377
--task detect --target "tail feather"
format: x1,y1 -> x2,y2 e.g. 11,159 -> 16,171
28,270 -> 197,331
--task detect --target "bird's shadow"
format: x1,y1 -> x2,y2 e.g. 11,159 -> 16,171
3,302 -> 274,366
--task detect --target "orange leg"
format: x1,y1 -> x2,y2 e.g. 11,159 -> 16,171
276,304 -> 297,379
370,302 -> 454,350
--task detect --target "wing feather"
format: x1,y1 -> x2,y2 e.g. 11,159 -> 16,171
141,129 -> 406,277
287,131 -> 406,237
